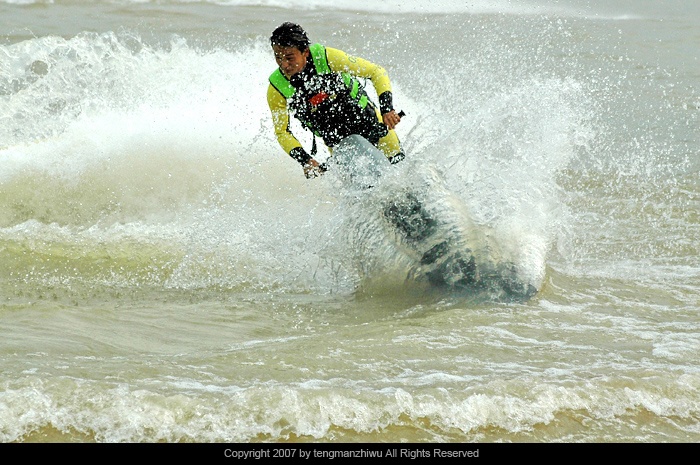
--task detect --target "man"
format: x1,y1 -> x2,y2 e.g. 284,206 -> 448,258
265,24 -> 486,291
266,22 -> 405,178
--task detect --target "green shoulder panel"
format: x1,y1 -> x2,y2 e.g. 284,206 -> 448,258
269,68 -> 295,99
309,43 -> 330,74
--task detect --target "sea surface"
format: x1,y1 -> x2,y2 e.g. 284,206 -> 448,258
1,0 -> 698,443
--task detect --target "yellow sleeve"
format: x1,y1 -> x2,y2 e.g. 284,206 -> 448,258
267,83 -> 303,156
324,47 -> 393,97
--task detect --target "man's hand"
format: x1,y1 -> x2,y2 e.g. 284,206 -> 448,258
303,159 -> 327,178
382,110 -> 402,130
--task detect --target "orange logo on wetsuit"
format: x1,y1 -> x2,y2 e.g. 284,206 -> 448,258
309,92 -> 329,106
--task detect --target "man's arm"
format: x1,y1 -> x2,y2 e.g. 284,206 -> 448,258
267,84 -> 306,158
325,47 -> 401,128
267,84 -> 325,177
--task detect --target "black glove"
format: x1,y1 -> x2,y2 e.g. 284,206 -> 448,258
289,147 -> 312,166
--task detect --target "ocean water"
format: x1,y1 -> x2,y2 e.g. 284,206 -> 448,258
0,0 -> 698,443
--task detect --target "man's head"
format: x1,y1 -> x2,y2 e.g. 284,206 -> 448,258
271,23 -> 311,78
270,22 -> 310,50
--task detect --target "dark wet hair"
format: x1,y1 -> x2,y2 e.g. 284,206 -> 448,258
270,22 -> 310,50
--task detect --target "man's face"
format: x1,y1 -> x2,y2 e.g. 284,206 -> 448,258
273,45 -> 309,78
